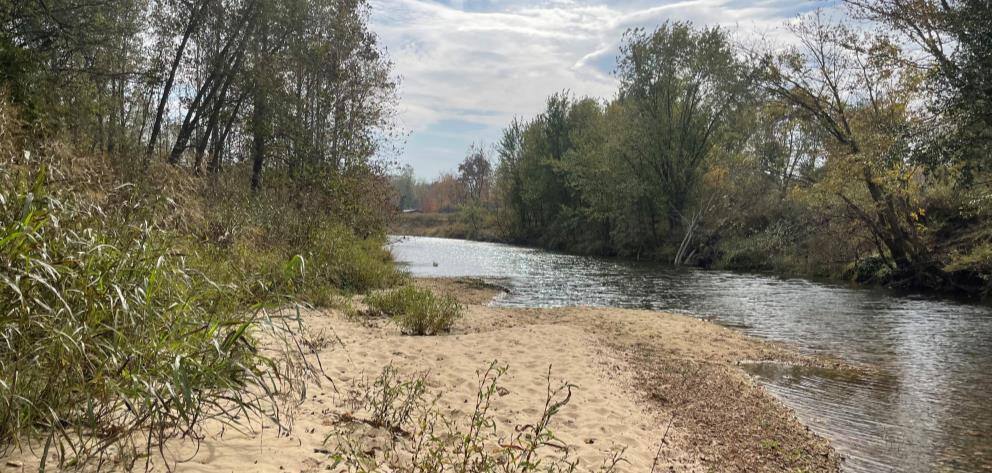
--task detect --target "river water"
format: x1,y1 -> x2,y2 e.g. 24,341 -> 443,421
388,235 -> 992,472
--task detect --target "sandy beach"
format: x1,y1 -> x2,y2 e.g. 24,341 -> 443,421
4,278 -> 849,472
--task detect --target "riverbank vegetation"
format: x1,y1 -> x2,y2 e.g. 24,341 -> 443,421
393,1 -> 992,297
1,0 -> 400,467
365,285 -> 463,335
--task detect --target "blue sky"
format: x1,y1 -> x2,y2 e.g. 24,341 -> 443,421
370,0 -> 831,179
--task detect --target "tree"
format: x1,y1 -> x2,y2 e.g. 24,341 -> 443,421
615,22 -> 755,254
846,0 -> 992,174
421,174 -> 463,213
494,118 -> 526,236
391,165 -> 420,210
763,11 -> 943,284
146,0 -> 212,161
749,101 -> 824,198
457,145 -> 492,205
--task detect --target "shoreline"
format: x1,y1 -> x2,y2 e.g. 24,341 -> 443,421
389,225 -> 992,303
4,277 -> 850,472
416,277 -> 848,472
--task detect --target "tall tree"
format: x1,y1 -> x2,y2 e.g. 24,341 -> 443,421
764,12 -> 939,283
458,145 -> 492,205
146,0 -> 211,161
615,22 -> 754,242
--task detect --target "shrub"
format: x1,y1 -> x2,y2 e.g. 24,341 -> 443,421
192,168 -> 401,307
305,224 -> 401,294
846,255 -> 893,284
0,161 -> 314,468
365,286 -> 462,335
0,95 -> 394,469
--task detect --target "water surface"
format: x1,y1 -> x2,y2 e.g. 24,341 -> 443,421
388,235 -> 992,472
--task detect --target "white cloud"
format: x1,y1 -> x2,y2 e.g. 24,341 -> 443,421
371,0 -> 832,177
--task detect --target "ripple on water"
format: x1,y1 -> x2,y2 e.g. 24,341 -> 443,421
389,236 -> 992,473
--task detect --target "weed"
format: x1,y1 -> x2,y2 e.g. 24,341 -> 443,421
365,286 -> 462,335
350,365 -> 429,432
326,362 -> 627,473
760,439 -> 781,450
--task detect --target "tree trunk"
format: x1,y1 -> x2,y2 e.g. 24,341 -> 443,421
146,1 -> 208,163
194,54 -> 241,172
250,84 -> 268,191
208,91 -> 247,175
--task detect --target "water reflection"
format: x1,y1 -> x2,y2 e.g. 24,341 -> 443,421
389,236 -> 992,472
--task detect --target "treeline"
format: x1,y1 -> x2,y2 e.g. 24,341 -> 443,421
3,0 -> 395,183
2,0 -> 399,467
392,145 -> 493,213
409,1 -> 992,296
392,145 -> 500,239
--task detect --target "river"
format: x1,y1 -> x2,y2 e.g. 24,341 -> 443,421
388,235 -> 992,473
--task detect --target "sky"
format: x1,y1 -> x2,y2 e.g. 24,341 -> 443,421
370,0 -> 832,179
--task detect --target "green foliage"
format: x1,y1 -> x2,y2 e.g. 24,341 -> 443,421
846,255 -> 893,285
488,23 -> 755,259
0,0 -> 407,466
719,224 -> 795,272
184,163 -> 401,307
615,22 -> 754,231
365,286 -> 462,336
0,157 -> 311,467
478,15 -> 992,296
0,74 -> 399,465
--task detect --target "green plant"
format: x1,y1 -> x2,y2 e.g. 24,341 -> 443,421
0,47 -> 398,467
365,286 -> 463,335
325,362 -> 627,473
0,155 -> 314,469
349,364 -> 429,432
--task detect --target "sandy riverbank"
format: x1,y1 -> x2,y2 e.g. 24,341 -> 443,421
5,277 -> 850,472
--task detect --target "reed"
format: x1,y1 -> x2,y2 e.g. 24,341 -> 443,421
0,98 -> 394,469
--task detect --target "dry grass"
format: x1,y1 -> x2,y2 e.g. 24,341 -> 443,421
325,362 -> 627,473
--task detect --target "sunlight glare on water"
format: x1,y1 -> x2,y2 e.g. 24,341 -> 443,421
389,236 -> 992,473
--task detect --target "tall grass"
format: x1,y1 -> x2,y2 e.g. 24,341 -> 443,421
365,286 -> 462,335
0,160 -> 300,468
0,98 -> 400,468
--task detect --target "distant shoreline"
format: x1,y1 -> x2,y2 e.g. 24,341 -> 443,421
390,218 -> 992,304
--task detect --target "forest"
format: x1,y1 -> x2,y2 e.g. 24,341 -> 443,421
2,0 -> 991,470
394,1 -> 992,297
1,0 -> 402,466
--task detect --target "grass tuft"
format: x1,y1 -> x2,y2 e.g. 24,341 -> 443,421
365,286 -> 463,335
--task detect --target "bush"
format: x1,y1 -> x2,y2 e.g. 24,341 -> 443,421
0,161 -> 310,468
0,92 -> 397,468
365,286 -> 462,335
846,255 -> 893,284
